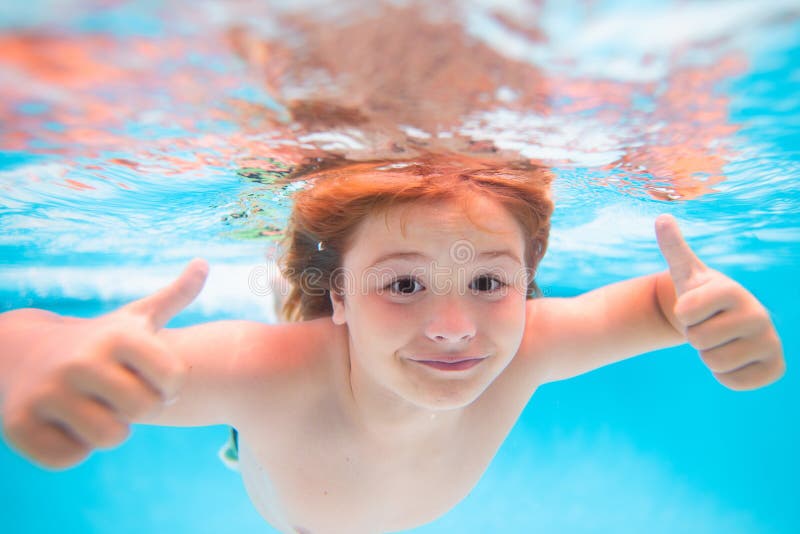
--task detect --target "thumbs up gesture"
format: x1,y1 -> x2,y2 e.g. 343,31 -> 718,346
1,259 -> 208,469
655,215 -> 784,390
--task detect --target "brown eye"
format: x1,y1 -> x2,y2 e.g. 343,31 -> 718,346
470,275 -> 505,293
388,277 -> 423,295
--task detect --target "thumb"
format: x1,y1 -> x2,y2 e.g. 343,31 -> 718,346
125,258 -> 209,330
655,215 -> 708,295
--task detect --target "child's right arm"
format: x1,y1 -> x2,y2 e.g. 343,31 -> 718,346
0,259 -> 230,469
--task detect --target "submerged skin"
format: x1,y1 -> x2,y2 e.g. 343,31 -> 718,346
0,198 -> 785,534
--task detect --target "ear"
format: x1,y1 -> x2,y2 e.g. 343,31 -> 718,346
330,290 -> 347,325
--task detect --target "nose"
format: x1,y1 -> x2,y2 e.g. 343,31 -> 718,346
423,298 -> 476,343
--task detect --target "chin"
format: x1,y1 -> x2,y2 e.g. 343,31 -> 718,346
420,396 -> 479,411
405,381 -> 489,411
394,355 -> 505,410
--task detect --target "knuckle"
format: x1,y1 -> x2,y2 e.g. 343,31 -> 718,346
685,326 -> 711,350
2,410 -> 92,469
715,371 -> 753,392
750,310 -> 772,332
43,445 -> 92,470
715,360 -> 773,391
764,354 -> 786,383
95,421 -> 130,449
91,404 -> 129,445
29,382 -> 63,410
775,356 -> 786,380
718,379 -> 745,392
22,426 -> 90,470
127,393 -> 161,420
699,349 -> 730,374
84,416 -> 122,448
61,357 -> 97,383
2,409 -> 33,446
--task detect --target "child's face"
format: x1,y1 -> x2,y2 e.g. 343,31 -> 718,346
330,196 -> 530,410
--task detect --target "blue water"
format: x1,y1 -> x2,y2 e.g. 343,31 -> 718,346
1,1 -> 798,533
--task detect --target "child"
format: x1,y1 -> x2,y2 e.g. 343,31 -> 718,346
0,153 -> 784,534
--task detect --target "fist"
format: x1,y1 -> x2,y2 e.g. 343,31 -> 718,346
656,215 -> 784,391
1,259 -> 208,469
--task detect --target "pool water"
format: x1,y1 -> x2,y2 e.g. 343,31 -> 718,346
1,1 -> 798,532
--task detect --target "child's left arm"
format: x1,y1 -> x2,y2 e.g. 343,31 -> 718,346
527,215 -> 785,390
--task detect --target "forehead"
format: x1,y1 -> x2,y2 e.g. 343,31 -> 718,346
345,196 -> 525,262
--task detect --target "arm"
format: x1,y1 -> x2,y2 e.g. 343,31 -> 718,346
527,215 -> 784,390
0,309 -> 213,430
137,320 -> 275,428
525,271 -> 682,384
142,318 -> 321,428
1,259 -> 323,470
0,260 -> 221,469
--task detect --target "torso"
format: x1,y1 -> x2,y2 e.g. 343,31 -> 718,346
231,318 -> 543,534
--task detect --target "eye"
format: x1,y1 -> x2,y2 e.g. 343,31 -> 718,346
387,277 -> 424,295
470,275 -> 506,293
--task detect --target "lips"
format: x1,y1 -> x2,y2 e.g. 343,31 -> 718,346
409,354 -> 486,364
407,354 -> 488,372
413,359 -> 485,371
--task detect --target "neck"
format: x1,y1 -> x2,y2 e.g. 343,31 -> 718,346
345,344 -> 464,446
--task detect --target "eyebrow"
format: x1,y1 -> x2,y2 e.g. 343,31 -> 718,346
368,249 -> 523,268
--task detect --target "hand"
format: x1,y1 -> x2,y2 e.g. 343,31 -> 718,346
1,259 -> 208,469
655,215 -> 784,390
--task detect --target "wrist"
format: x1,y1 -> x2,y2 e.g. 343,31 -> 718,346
654,271 -> 684,338
0,308 -> 65,404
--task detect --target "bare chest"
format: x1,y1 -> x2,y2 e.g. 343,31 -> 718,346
235,390 -> 532,534
230,321 -> 541,533
237,429 -> 500,534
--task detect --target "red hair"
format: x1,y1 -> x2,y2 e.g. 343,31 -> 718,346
279,152 -> 553,322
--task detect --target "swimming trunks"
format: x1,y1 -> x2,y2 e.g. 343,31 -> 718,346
218,427 -> 240,471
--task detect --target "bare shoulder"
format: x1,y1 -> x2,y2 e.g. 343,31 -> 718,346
513,294 -> 627,385
142,317 -> 342,428
517,275 -> 682,385
466,298 -> 576,422
507,297 -> 573,383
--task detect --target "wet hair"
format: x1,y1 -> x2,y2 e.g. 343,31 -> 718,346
279,152 -> 554,322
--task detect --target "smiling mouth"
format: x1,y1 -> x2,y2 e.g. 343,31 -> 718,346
410,357 -> 487,372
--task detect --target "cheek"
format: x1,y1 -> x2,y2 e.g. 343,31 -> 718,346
346,294 -> 417,344
489,296 -> 528,343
